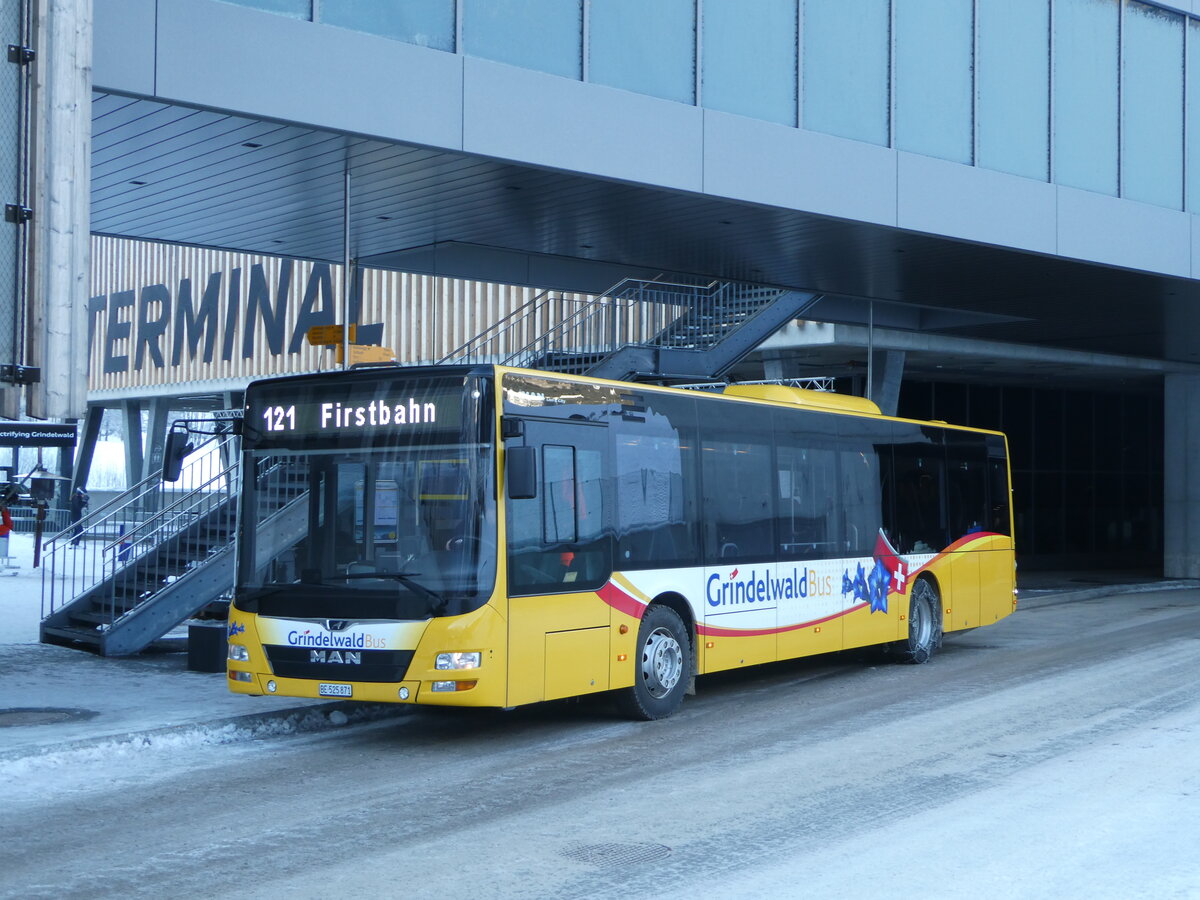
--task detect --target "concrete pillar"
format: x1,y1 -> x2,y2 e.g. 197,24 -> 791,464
1164,374 -> 1200,578
70,402 -> 103,493
26,0 -> 92,420
870,350 -> 906,417
763,357 -> 786,381
143,397 -> 171,482
121,399 -> 142,490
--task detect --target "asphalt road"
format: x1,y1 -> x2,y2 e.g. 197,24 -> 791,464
5,589 -> 1200,899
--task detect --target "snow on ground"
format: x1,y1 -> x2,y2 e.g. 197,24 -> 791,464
0,533 -> 50,646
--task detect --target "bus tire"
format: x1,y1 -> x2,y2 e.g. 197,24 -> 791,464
616,605 -> 691,721
900,577 -> 943,664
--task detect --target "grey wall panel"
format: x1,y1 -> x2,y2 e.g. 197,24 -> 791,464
897,152 -> 1056,254
1192,215 -> 1200,279
703,112 -> 897,227
153,0 -> 463,151
92,0 -> 156,96
462,56 -> 703,192
1057,186 -> 1190,278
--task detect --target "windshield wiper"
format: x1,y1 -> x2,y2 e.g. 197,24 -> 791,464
338,571 -> 446,611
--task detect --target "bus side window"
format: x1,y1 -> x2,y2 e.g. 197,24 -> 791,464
891,433 -> 947,554
774,441 -> 838,559
702,408 -> 774,563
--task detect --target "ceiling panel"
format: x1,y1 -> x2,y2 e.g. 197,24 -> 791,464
89,93 -> 1200,371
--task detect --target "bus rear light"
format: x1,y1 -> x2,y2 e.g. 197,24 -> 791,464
229,670 -> 254,683
431,680 -> 477,692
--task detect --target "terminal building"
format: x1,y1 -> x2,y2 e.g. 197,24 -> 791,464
3,0 -> 1200,587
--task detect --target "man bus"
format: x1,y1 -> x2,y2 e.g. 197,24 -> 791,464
227,365 -> 1015,719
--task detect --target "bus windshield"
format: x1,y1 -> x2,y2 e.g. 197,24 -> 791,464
235,371 -> 495,620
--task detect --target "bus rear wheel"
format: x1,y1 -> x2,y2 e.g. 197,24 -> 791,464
900,577 -> 943,664
616,605 -> 691,721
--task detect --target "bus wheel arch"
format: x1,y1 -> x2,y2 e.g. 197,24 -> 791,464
901,575 -> 944,664
616,599 -> 693,720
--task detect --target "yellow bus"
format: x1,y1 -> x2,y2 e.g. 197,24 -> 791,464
227,365 -> 1016,719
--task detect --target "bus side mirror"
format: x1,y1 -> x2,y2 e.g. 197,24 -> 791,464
506,446 -> 537,500
162,430 -> 194,483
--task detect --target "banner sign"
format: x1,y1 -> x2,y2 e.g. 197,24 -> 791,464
0,423 -> 77,448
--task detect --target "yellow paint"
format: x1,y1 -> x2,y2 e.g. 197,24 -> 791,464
702,631 -> 776,674
544,627 -> 610,700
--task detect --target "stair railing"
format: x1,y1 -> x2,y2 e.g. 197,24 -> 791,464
438,286 -> 559,365
40,430 -> 239,621
499,278 -> 711,368
85,461 -> 241,629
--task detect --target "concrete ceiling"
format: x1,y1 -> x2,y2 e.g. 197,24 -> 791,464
92,93 -> 1200,384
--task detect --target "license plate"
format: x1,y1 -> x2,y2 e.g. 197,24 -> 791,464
319,683 -> 352,698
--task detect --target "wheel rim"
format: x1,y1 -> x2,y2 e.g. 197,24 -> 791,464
640,627 -> 683,699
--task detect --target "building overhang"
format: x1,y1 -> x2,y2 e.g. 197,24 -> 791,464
91,0 -> 1200,371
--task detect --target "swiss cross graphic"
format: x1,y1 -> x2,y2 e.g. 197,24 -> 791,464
872,529 -> 911,596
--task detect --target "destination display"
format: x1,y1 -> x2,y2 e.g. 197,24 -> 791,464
243,375 -> 472,448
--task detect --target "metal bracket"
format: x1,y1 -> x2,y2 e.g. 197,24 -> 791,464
7,45 -> 35,65
0,365 -> 41,385
4,204 -> 32,224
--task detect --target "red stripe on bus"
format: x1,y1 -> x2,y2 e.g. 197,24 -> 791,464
697,602 -> 870,638
597,580 -> 648,619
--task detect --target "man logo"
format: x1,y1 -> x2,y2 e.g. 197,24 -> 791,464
310,650 -> 362,665
325,620 -> 351,632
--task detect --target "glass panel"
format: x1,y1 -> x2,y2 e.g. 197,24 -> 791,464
542,445 -> 577,544
944,432 -> 989,540
218,0 -> 312,19
1054,0 -> 1119,194
1188,20 -> 1200,210
462,0 -> 582,80
701,404 -> 774,563
702,0 -> 796,125
894,0 -> 974,164
321,0 -> 455,51
774,429 -> 839,560
890,428 -> 947,554
977,0 -> 1050,180
837,416 -> 893,555
1122,2 -> 1184,209
614,394 -> 700,568
589,0 -> 696,104
802,0 -> 889,145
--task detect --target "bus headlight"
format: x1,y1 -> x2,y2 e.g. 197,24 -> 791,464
228,643 -> 250,662
435,651 -> 481,670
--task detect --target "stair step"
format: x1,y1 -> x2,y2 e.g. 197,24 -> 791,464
41,624 -> 104,649
69,610 -> 120,626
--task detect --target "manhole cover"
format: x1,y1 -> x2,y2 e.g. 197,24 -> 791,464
0,707 -> 98,728
560,842 -> 672,867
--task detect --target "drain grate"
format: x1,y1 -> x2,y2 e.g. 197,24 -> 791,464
0,708 -> 98,728
560,842 -> 672,867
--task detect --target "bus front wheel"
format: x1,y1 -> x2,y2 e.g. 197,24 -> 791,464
900,578 -> 943,664
616,605 -> 691,721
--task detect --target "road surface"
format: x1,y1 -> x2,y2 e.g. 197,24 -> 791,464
4,588 -> 1199,899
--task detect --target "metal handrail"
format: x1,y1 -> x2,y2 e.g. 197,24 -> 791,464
437,288 -> 554,364
100,462 -> 237,556
42,431 -> 233,549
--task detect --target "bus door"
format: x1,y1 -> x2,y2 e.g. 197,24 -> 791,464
944,432 -> 987,631
503,417 -> 612,706
978,436 -> 1015,624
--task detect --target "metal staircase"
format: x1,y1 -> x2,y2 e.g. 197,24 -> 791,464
440,277 -> 822,382
39,432 -> 307,657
